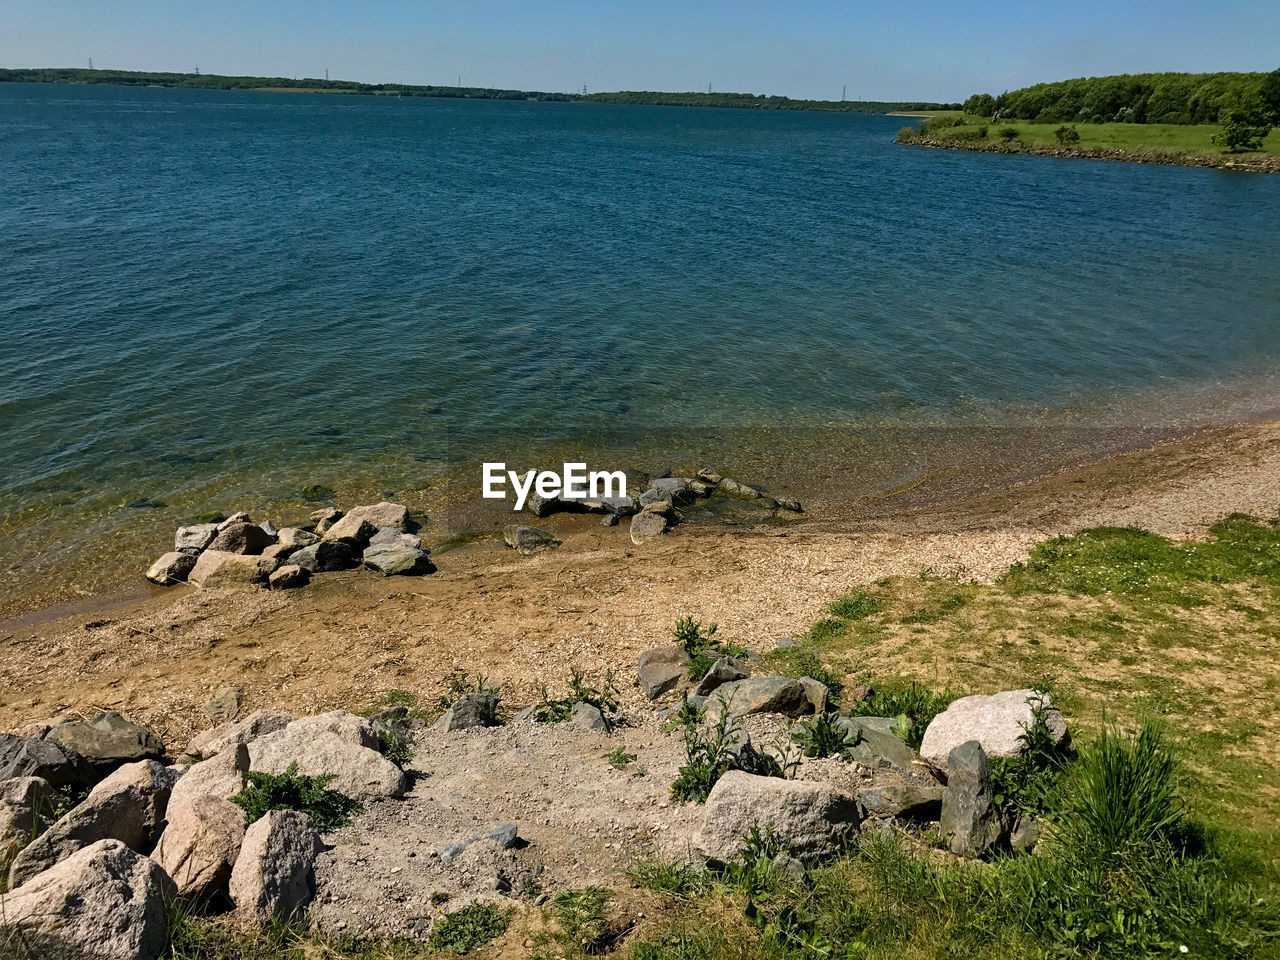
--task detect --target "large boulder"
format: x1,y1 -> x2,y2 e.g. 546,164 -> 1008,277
288,540 -> 354,573
249,729 -> 405,802
0,734 -> 97,791
0,839 -> 176,960
919,690 -> 1068,777
188,550 -> 277,587
692,656 -> 751,698
695,771 -> 860,864
229,811 -> 323,924
44,711 -> 165,775
284,711 -> 378,750
182,709 -> 292,763
704,677 -> 811,719
169,743 -> 250,811
144,551 -> 197,585
175,523 -> 220,554
629,510 -> 671,545
434,693 -> 500,732
152,794 -> 246,901
206,521 -> 274,555
939,741 -> 1001,858
10,760 -> 179,888
836,717 -> 918,773
0,777 -> 55,860
637,647 -> 690,700
362,542 -> 435,575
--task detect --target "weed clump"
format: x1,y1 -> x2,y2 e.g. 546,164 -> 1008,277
229,762 -> 362,832
675,617 -> 748,678
426,902 -> 511,954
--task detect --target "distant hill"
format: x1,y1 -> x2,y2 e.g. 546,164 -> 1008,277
0,68 -> 956,114
964,71 -> 1279,124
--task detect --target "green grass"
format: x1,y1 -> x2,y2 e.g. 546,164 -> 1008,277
425,904 -> 511,955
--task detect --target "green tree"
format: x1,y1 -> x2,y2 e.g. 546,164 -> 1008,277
1260,68 -> 1280,124
1213,99 -> 1273,152
963,92 -> 997,117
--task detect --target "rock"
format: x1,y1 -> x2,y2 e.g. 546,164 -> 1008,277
276,526 -> 321,553
188,550 -> 278,587
182,709 -> 293,763
175,523 -> 220,553
368,707 -> 412,744
217,512 -> 252,529
503,525 -> 562,556
345,501 -> 412,531
939,741 -> 1000,858
268,563 -> 310,589
285,711 -> 378,750
697,468 -> 722,483
601,513 -> 619,527
526,492 -> 563,518
646,477 -> 694,506
637,647 -> 690,700
629,510 -> 671,544
597,496 -> 638,517
145,551 -> 197,585
484,822 -> 520,849
775,497 -> 804,513
692,656 -> 751,698
848,684 -> 874,704
45,711 -> 165,774
1010,816 -> 1041,854
857,780 -> 944,820
568,702 -> 609,732
321,514 -> 378,546
369,526 -> 422,548
0,839 -> 176,960
920,690 -> 1068,777
229,811 -> 323,924
797,677 -> 830,714
258,520 -> 278,537
10,760 -> 180,888
206,520 -> 274,555
289,540 -> 354,573
205,686 -> 245,724
0,734 -> 97,791
309,507 -> 343,534
771,852 -> 806,882
689,480 -> 716,498
0,777 -> 55,858
434,693 -> 500,732
705,677 -> 810,719
152,794 -> 246,899
774,638 -> 799,650
362,542 -> 435,576
695,771 -> 860,864
169,744 -> 250,809
836,717 -> 918,772
249,729 -> 406,802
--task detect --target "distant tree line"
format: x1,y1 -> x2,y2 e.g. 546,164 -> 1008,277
0,68 -> 958,114
961,70 -> 1280,126
581,90 -> 960,113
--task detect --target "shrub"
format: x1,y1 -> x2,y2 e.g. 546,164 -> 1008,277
375,729 -> 413,768
674,616 -> 748,678
426,902 -> 511,954
533,665 -> 620,724
998,126 -> 1021,141
989,690 -> 1072,820
1054,124 -> 1081,145
229,762 -> 362,832
791,712 -> 859,759
670,701 -> 785,803
845,680 -> 956,748
1214,102 -> 1272,152
963,92 -> 997,117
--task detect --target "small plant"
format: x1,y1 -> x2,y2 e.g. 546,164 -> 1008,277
989,689 -> 1072,820
534,666 -> 620,725
376,729 -> 414,767
1054,124 -> 1081,145
604,747 -> 637,769
553,887 -> 616,953
674,616 -> 747,678
426,902 -> 511,954
671,701 -> 785,803
229,762 -> 362,832
627,858 -> 708,898
439,669 -> 499,709
790,712 -> 860,759
845,679 -> 956,748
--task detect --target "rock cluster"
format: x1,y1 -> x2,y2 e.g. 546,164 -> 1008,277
144,502 -> 434,590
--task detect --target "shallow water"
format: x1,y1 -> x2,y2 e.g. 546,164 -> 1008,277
2,83 -> 1279,612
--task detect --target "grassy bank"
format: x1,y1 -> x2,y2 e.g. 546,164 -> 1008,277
897,114 -> 1280,171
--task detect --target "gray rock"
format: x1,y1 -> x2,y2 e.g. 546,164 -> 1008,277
206,521 -> 274,555
601,513 -> 620,527
0,839 -> 176,960
629,510 -> 671,544
647,477 -> 694,505
797,676 -> 830,714
526,492 -> 563,517
857,780 -> 944,820
145,551 -> 197,585
0,734 -> 97,791
289,540 -> 354,573
638,646 -> 690,700
920,689 -> 1068,777
309,507 -> 343,534
775,497 -> 804,513
774,638 -> 799,650
151,793 -> 245,900
696,468 -> 722,483
182,709 -> 293,763
362,542 -> 435,575
434,693 -> 500,732
168,743 -> 250,811
249,729 -> 405,802
369,526 -> 422,548
1010,816 -> 1041,854
568,701 -> 609,732
175,523 -> 220,553
325,502 -> 411,544
694,771 -> 860,864
321,514 -> 378,546
690,480 -> 716,498
10,760 -> 180,888
44,711 -> 164,774
705,677 -> 811,719
285,711 -> 378,750
276,526 -> 321,553
229,810 -> 323,924
939,741 -> 1000,858
837,717 -> 918,772
770,852 -> 806,882
719,477 -> 767,499
258,520 -> 279,538
503,525 -> 562,556
188,549 -> 278,587
368,707 -> 412,744
483,822 -> 520,849
205,686 -> 245,724
217,512 -> 252,529
268,563 -> 310,589
692,656 -> 751,698
0,777 -> 55,858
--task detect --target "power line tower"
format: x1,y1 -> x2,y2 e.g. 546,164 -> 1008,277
581,84 -> 587,95
194,65 -> 200,75
842,85 -> 847,101
88,58 -> 93,70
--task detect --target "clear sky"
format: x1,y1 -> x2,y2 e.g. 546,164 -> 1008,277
3,0 -> 1278,102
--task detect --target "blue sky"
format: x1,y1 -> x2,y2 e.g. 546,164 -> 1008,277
3,0 -> 1278,101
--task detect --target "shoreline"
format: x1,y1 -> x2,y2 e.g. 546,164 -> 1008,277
899,134 -> 1280,173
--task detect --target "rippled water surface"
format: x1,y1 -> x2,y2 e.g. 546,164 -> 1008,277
2,82 -> 1279,610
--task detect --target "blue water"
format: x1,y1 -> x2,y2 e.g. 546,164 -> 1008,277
1,82 -> 1279,604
